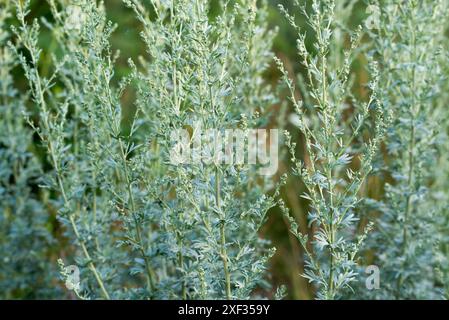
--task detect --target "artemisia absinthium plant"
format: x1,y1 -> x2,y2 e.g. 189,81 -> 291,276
11,0 -> 277,299
0,0 -> 59,299
365,0 -> 449,299
123,0 -> 278,299
276,0 -> 385,299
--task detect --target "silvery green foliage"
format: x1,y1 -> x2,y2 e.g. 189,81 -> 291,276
365,0 -> 448,299
12,0 -> 276,299
276,0 -> 384,299
0,1 -> 58,298
123,0 -> 278,299
5,0 -> 449,301
434,42 -> 449,298
11,0 -> 124,299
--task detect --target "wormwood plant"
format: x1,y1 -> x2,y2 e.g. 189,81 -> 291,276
434,46 -> 449,299
276,0 -> 384,299
365,0 -> 449,299
4,0 -> 448,301
123,0 -> 278,299
0,0 -> 58,299
12,0 -> 122,299
10,0 -> 277,299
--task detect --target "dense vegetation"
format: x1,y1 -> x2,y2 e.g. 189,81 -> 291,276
0,0 -> 448,299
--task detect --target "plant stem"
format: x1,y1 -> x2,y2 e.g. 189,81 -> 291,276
99,63 -> 155,295
177,234 -> 186,300
321,46 -> 335,299
29,48 -> 110,299
398,19 -> 417,295
216,167 -> 231,299
69,215 -> 111,300
118,139 -> 155,294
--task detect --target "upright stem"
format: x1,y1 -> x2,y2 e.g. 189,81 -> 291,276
28,48 -> 110,299
177,233 -> 186,300
118,140 -> 155,294
327,168 -> 335,299
321,48 -> 334,299
99,62 -> 155,294
69,215 -> 110,300
171,0 -> 179,115
398,20 -> 417,294
216,167 -> 231,299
